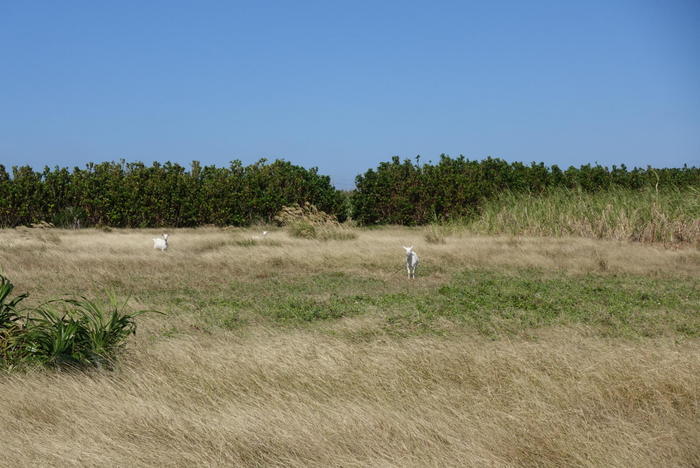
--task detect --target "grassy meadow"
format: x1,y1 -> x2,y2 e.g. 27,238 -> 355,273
1,225 -> 699,466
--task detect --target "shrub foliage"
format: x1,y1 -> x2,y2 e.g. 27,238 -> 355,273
0,155 -> 697,228
0,159 -> 345,228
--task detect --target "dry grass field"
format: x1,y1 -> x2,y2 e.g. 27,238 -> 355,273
1,226 -> 699,467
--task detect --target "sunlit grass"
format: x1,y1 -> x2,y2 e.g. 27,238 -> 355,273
0,227 -> 698,466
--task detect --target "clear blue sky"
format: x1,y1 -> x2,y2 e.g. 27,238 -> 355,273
1,1 -> 698,188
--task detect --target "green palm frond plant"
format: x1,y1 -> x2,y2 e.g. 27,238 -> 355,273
0,275 -> 29,364
65,294 -> 157,368
1,273 -> 157,370
0,274 -> 28,330
21,307 -> 81,366
20,295 -> 157,369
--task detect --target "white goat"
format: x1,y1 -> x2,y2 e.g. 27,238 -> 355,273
403,246 -> 419,279
153,233 -> 169,251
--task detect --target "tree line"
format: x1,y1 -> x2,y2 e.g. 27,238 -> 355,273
0,159 -> 345,228
0,155 -> 697,227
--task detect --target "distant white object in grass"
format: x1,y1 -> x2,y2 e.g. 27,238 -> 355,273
403,246 -> 419,279
153,233 -> 169,251
252,231 -> 269,240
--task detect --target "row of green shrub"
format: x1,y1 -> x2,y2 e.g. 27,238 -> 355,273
0,159 -> 345,228
351,156 -> 700,225
1,155 -> 697,227
0,275 -> 148,370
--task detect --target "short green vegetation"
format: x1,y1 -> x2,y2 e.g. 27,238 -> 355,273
385,270 -> 698,337
149,270 -> 699,339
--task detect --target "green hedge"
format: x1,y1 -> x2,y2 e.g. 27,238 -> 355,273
1,155 -> 697,228
0,159 -> 345,228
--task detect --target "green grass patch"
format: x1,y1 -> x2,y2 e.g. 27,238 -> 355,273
381,270 -> 698,337
154,269 -> 698,339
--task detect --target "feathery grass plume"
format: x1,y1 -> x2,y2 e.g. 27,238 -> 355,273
275,202 -> 357,241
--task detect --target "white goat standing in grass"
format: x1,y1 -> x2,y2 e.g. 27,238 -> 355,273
403,246 -> 419,279
153,233 -> 169,251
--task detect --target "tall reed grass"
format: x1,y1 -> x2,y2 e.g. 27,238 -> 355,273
466,187 -> 699,244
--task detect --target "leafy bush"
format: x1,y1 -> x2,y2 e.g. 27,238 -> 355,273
52,206 -> 86,229
0,274 -> 153,370
0,156 -> 697,229
0,159 -> 345,228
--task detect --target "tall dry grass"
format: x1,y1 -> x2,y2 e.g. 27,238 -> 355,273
1,329 -> 698,467
0,227 -> 698,466
467,187 -> 700,245
275,203 -> 357,241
